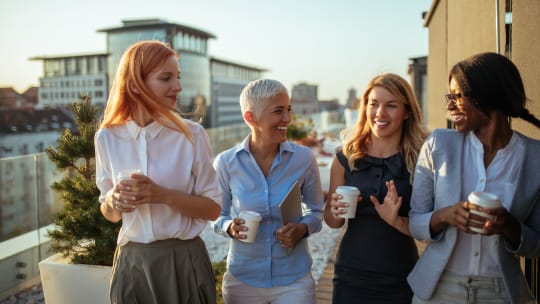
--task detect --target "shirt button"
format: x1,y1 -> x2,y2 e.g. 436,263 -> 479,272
474,252 -> 479,256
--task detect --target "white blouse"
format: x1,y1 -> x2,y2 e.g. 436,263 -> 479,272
95,120 -> 220,246
446,131 -> 525,276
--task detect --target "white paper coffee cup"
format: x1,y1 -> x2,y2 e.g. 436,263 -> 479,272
467,191 -> 501,233
118,169 -> 142,181
238,210 -> 262,243
336,186 -> 361,219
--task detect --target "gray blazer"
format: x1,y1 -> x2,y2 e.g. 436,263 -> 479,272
408,128 -> 540,304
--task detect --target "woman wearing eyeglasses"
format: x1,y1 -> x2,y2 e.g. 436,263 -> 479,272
407,52 -> 540,304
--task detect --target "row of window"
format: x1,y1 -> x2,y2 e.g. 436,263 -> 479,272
174,32 -> 207,54
44,56 -> 107,77
41,78 -> 104,88
40,91 -> 104,100
212,63 -> 263,82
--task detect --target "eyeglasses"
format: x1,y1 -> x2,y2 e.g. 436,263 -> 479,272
444,93 -> 465,107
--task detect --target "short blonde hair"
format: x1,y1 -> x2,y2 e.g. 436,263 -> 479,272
239,79 -> 288,119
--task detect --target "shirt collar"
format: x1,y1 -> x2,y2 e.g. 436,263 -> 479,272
467,130 -> 521,157
126,120 -> 163,139
234,134 -> 295,155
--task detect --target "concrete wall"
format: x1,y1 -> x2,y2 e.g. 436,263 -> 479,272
424,0 -> 540,139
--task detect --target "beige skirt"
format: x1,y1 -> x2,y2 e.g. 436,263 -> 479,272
110,237 -> 216,304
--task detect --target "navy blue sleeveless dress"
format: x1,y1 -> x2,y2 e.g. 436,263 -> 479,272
332,150 -> 418,304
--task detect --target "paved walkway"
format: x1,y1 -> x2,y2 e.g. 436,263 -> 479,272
315,235 -> 428,304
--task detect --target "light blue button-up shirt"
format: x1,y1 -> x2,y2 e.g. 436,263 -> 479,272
212,135 -> 324,288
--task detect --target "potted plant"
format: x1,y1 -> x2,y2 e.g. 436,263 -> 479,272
287,115 -> 319,147
38,95 -> 120,304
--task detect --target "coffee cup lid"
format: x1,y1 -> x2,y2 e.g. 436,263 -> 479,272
336,186 -> 360,195
239,210 -> 262,221
118,169 -> 143,179
468,191 -> 501,208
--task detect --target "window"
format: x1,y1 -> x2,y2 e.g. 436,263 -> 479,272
505,0 -> 512,58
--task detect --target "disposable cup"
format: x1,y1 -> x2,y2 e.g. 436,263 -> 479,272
336,186 -> 361,219
238,210 -> 262,243
118,169 -> 142,181
467,191 -> 501,233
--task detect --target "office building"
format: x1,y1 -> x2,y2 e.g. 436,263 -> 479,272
31,18 -> 265,128
29,53 -> 108,107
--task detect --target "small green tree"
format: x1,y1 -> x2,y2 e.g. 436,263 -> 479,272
46,95 -> 120,266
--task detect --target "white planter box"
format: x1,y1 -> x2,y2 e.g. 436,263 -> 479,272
39,253 -> 112,304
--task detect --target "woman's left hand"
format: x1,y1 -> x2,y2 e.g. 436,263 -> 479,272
370,180 -> 402,226
276,223 -> 308,249
481,207 -> 521,246
117,173 -> 163,206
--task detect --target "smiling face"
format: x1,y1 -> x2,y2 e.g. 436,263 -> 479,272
144,55 -> 182,107
366,86 -> 409,142
447,77 -> 490,133
249,93 -> 291,144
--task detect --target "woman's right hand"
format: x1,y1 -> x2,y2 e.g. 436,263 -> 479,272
228,218 -> 248,241
329,192 -> 362,218
110,184 -> 137,213
431,201 -> 483,234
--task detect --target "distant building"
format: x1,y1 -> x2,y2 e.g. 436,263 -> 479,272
318,98 -> 341,112
0,87 -> 38,109
345,88 -> 358,109
0,107 -> 75,158
407,56 -> 427,126
29,53 -> 108,107
29,18 -> 264,128
291,82 -> 319,115
210,57 -> 265,126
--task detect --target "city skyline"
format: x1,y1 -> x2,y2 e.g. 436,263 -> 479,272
0,0 -> 431,104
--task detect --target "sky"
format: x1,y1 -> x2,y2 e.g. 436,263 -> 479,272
0,0 -> 431,104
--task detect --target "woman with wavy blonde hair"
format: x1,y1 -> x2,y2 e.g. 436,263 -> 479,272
324,73 -> 427,303
96,40 -> 221,304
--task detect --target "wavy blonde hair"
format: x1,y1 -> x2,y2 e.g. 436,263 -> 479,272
342,73 -> 427,178
99,40 -> 191,141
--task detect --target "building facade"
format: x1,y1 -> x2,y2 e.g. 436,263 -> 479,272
30,18 -> 265,128
210,57 -> 265,127
407,56 -> 428,127
291,82 -> 319,115
423,0 -> 540,138
30,53 -> 108,107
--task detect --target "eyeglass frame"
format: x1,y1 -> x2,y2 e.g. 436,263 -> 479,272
444,93 -> 465,106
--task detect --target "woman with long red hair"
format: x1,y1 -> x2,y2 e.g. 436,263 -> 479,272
95,40 -> 220,304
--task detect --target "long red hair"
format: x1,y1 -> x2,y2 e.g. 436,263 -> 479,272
99,40 -> 191,141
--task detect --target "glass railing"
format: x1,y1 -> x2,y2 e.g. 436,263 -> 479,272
0,110 -> 344,296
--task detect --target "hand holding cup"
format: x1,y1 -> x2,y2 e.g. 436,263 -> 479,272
335,186 -> 361,219
466,191 -> 501,234
112,169 -> 143,212
235,211 -> 262,243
